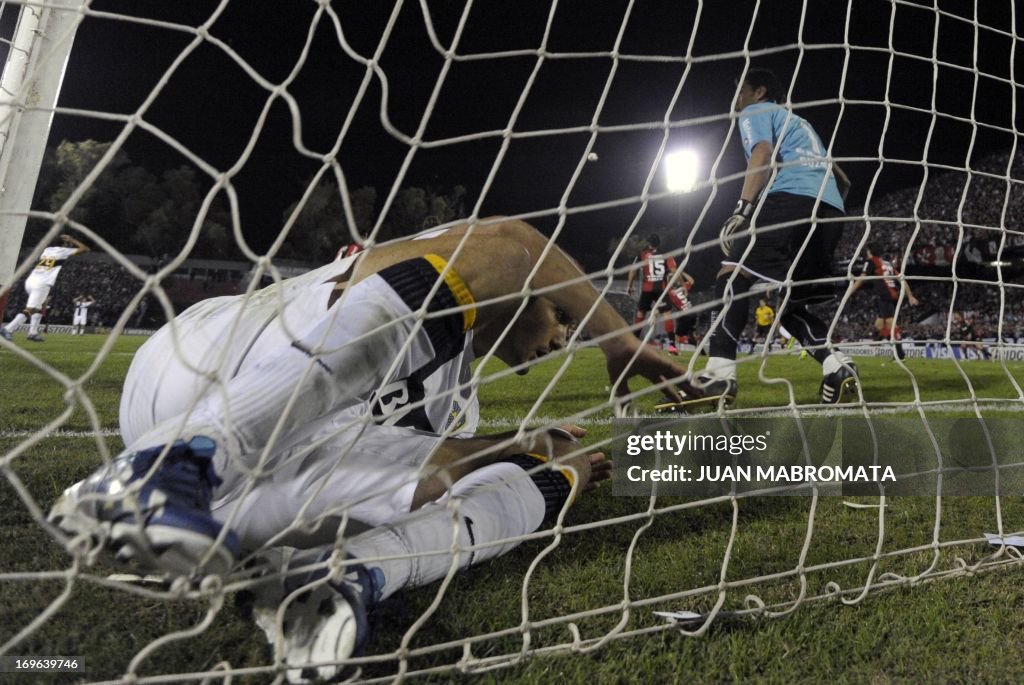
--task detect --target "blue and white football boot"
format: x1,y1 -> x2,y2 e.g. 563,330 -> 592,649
248,548 -> 376,684
48,436 -> 239,577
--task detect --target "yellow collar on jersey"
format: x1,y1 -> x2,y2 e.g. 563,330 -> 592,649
424,253 -> 476,331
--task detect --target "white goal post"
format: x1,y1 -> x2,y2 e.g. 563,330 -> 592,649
1,2 -> 1023,683
0,0 -> 85,307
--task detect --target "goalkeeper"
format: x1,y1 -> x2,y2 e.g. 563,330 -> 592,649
686,68 -> 856,406
50,218 -> 681,682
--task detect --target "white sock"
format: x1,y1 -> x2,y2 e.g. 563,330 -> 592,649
5,313 -> 26,332
822,351 -> 852,375
28,313 -> 42,335
703,356 -> 736,381
345,461 -> 545,602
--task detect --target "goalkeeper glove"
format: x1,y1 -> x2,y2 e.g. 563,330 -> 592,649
720,199 -> 754,255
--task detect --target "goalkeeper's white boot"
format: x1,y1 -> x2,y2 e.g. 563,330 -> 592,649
679,374 -> 738,407
248,548 -> 374,684
48,436 -> 239,577
820,356 -> 859,404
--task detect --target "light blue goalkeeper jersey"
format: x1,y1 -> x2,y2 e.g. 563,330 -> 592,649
738,101 -> 845,212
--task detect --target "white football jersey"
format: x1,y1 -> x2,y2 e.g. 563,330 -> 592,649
120,253 -> 479,446
29,246 -> 77,287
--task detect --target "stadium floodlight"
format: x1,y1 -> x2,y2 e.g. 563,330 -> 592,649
665,149 -> 700,192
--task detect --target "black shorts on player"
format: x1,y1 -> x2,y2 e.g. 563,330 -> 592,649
637,290 -> 670,313
724,192 -> 843,304
876,296 -> 897,320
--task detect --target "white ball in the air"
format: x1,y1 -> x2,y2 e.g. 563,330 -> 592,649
587,152 -> 599,162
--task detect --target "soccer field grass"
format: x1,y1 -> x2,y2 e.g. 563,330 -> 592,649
2,335 -> 1024,683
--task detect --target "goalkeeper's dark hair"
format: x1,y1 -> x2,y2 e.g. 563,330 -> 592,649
647,233 -> 661,248
744,68 -> 786,103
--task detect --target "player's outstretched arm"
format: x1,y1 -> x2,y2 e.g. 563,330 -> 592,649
903,281 -> 919,306
412,425 -> 610,509
850,261 -> 872,295
61,234 -> 89,255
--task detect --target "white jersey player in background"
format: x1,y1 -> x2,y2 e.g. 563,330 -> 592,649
2,234 -> 89,342
50,218 -> 685,683
72,295 -> 96,335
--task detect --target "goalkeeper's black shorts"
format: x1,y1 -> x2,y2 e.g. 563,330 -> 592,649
723,192 -> 844,298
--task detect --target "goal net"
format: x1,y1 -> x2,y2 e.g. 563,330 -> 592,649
1,1 -> 1023,682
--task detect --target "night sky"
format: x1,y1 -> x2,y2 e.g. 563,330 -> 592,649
21,0 -> 1024,277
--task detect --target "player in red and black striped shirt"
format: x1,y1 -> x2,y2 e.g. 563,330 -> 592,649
851,243 -> 919,359
626,234 -> 694,352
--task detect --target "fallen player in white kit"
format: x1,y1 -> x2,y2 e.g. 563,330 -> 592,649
50,218 -> 684,682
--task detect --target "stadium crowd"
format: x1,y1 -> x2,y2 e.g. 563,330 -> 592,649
828,149 -> 1024,343
3,260 -> 141,329
5,147 -> 1023,343
5,251 -> 1018,344
836,149 -> 1024,271
2,258 -> 242,330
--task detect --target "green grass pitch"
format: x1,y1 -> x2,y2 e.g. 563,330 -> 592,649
2,334 -> 1024,683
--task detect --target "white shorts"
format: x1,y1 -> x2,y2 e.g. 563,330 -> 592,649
73,312 -> 88,326
211,416 -> 444,551
24,277 -> 51,310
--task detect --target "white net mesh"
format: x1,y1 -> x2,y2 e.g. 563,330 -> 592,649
1,1 -> 1023,682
